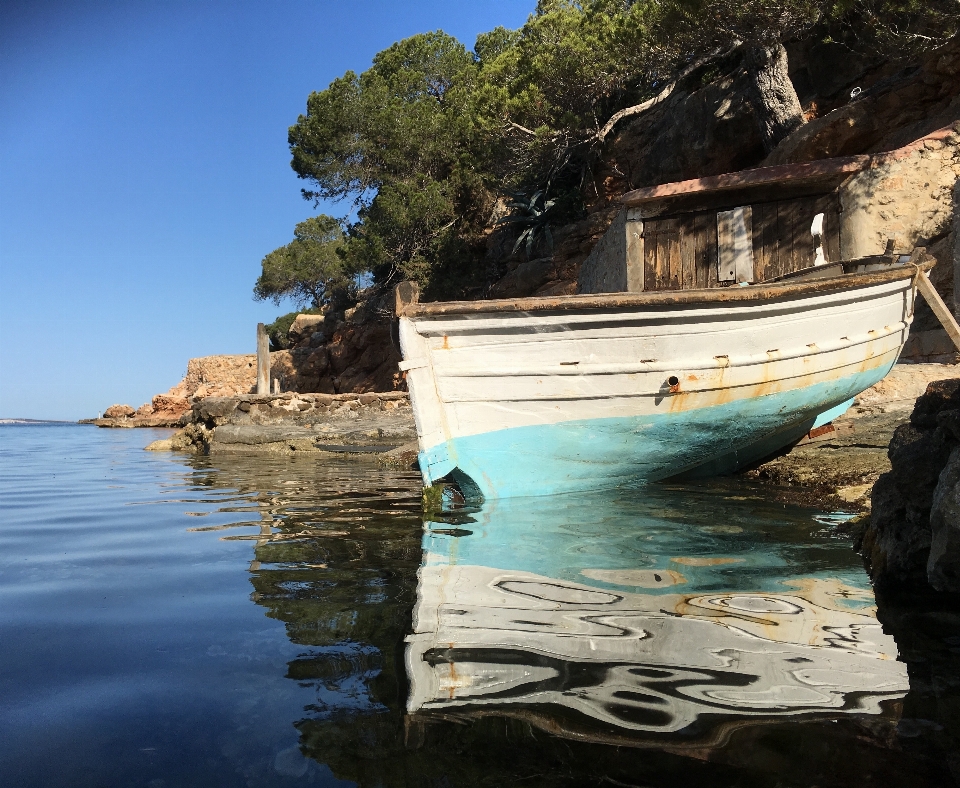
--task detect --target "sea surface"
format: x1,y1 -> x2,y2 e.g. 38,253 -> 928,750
1,424 -> 958,787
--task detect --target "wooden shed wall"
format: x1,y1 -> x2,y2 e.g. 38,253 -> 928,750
638,193 -> 841,291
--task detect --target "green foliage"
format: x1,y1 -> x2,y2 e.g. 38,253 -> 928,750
254,215 -> 354,308
830,0 -> 960,54
289,31 -> 489,298
496,191 -> 556,258
264,308 -> 323,351
289,31 -> 479,203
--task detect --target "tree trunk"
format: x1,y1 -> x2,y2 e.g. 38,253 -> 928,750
744,41 -> 805,154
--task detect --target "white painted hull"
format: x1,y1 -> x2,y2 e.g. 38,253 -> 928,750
399,270 -> 917,497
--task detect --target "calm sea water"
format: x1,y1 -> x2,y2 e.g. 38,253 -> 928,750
1,425 -> 957,787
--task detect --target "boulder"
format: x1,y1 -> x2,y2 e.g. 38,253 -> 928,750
928,447 -> 960,592
150,394 -> 190,420
861,379 -> 960,593
288,313 -> 325,343
103,404 -> 135,419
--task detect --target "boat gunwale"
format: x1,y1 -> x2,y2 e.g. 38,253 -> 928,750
397,261 -> 930,319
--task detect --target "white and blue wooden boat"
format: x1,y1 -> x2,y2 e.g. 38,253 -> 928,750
396,255 -> 930,499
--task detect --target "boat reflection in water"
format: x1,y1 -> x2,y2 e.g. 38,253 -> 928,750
406,489 -> 908,747
194,455 -> 949,785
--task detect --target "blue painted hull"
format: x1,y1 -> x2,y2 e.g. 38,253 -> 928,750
419,363 -> 892,498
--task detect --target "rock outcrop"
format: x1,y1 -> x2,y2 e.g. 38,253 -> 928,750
280,290 -> 404,395
147,391 -> 416,456
103,404 -> 135,419
860,379 -> 960,593
93,397 -> 191,428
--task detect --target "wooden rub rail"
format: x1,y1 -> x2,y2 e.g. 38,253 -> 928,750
394,262 -> 931,319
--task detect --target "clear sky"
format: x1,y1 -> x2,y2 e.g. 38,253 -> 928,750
0,0 -> 532,420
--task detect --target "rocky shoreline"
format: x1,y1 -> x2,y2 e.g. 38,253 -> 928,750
145,391 -> 417,459
745,363 -> 960,512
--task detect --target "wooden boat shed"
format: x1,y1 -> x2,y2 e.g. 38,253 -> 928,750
577,129 -> 955,294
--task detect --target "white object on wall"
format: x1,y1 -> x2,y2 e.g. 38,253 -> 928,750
811,212 -> 826,266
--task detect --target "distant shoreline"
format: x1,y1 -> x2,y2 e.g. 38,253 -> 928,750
0,418 -> 78,425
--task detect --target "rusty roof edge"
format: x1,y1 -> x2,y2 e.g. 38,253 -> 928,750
620,157 -> 869,205
619,123 -> 958,206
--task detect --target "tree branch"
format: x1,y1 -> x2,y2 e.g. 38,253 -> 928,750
506,120 -> 537,136
595,43 -> 740,143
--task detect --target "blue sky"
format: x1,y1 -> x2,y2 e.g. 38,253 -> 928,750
0,0 -> 532,420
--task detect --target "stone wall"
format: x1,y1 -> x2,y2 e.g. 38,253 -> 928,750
577,208 -> 631,294
837,125 -> 958,361
840,125 -> 958,360
166,354 -> 259,399
840,128 -> 958,260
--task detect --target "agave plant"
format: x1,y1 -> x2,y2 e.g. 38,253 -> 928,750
495,190 -> 556,258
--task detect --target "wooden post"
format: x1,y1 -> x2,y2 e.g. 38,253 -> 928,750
917,271 -> 960,353
256,323 -> 270,395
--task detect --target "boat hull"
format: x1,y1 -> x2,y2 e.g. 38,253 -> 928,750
399,272 -> 916,498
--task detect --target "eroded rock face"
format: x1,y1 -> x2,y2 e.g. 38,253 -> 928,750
765,37 -> 960,165
861,379 -> 960,593
149,394 -> 190,421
